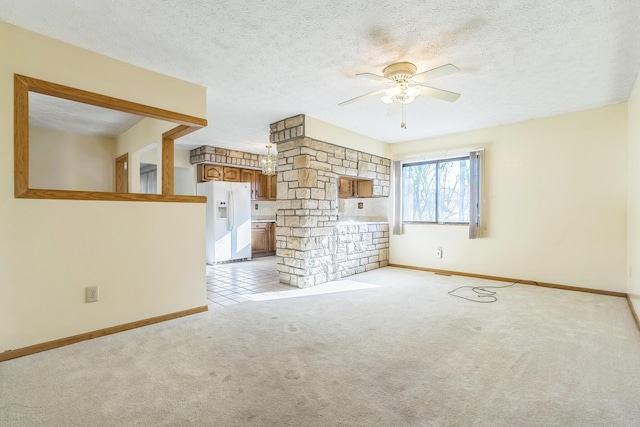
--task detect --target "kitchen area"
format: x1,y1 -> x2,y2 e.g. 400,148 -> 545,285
196,163 -> 278,263
190,132 -> 391,296
195,161 -> 283,307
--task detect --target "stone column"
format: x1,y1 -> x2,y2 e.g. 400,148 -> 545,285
272,114 -> 391,288
273,115 -> 338,288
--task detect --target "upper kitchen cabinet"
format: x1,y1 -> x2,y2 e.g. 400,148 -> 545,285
255,172 -> 269,200
197,164 -> 241,183
240,169 -> 256,199
198,164 -> 223,182
223,167 -> 241,182
254,172 -> 277,201
269,174 -> 277,200
196,165 -> 277,200
338,177 -> 373,198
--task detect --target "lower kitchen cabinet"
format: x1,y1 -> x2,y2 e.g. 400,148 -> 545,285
252,221 -> 276,256
268,222 -> 276,252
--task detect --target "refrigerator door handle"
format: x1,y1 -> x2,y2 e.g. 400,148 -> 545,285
228,190 -> 234,231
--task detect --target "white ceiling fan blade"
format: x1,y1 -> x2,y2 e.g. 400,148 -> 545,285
387,102 -> 401,116
338,89 -> 384,106
418,86 -> 461,102
412,64 -> 459,83
355,72 -> 388,83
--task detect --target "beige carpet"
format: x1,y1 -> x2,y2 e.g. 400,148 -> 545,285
2,267 -> 640,426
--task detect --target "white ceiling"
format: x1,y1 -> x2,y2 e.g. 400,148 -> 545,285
29,93 -> 144,138
3,1 -> 640,155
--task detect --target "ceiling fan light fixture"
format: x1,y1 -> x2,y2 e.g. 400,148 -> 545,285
405,86 -> 420,98
260,145 -> 277,176
339,61 -> 460,129
385,86 -> 402,97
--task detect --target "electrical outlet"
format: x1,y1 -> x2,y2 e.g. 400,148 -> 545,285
85,286 -> 99,303
254,203 -> 258,210
436,247 -> 443,258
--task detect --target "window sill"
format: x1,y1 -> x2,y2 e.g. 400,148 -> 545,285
403,221 -> 469,226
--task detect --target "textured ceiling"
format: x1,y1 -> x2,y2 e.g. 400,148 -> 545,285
29,93 -> 144,138
3,0 -> 640,155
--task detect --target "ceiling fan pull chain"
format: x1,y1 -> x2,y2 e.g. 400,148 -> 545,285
401,102 -> 407,129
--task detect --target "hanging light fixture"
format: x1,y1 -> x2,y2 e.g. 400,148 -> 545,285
380,81 -> 421,129
260,145 -> 277,176
339,62 -> 460,130
376,64 -> 421,129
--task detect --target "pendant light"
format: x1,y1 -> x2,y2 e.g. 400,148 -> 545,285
261,145 -> 277,176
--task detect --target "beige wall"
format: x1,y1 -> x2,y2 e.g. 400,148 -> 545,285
305,116 -> 390,158
30,128 -> 116,192
116,118 -> 174,194
628,71 -> 640,309
389,104 -> 628,292
0,22 -> 207,351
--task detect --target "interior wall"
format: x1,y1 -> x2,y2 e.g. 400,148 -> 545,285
0,22 -> 207,351
339,197 -> 388,221
389,104 -> 628,292
305,116 -> 389,158
174,147 -> 196,196
252,200 -> 277,218
116,118 -> 174,194
628,71 -> 640,308
30,127 -> 116,192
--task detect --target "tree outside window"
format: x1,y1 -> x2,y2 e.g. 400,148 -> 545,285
402,157 -> 470,224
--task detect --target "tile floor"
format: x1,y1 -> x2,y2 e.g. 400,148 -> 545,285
206,256 -> 292,307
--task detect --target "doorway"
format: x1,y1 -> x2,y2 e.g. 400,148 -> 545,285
115,153 -> 128,193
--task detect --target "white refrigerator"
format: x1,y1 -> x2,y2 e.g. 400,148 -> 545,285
197,181 -> 252,264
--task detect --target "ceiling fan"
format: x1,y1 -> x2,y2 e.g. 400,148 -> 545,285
339,62 -> 461,128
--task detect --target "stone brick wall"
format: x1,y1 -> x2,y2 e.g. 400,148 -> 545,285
272,114 -> 391,288
270,114 -> 305,144
336,223 -> 389,277
190,145 -> 261,167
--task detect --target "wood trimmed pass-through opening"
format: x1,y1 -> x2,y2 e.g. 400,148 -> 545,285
14,74 -> 208,203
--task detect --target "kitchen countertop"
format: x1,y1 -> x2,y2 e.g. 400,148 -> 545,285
251,219 -> 276,223
336,216 -> 388,224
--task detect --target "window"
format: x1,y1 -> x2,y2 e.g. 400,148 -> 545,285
402,157 -> 470,224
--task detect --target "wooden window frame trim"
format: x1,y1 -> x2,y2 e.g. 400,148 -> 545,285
14,74 -> 207,203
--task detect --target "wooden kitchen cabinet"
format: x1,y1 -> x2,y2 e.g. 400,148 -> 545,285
269,174 -> 277,200
197,166 -> 278,201
251,223 -> 269,255
240,169 -> 256,199
198,164 -> 223,182
196,164 -> 241,183
255,172 -> 269,200
338,177 -> 354,198
338,177 -> 373,198
255,173 -> 277,200
223,167 -> 241,182
252,221 -> 276,256
268,222 -> 277,252
357,180 -> 373,197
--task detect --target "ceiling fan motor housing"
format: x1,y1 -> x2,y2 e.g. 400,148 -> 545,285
383,62 -> 417,82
